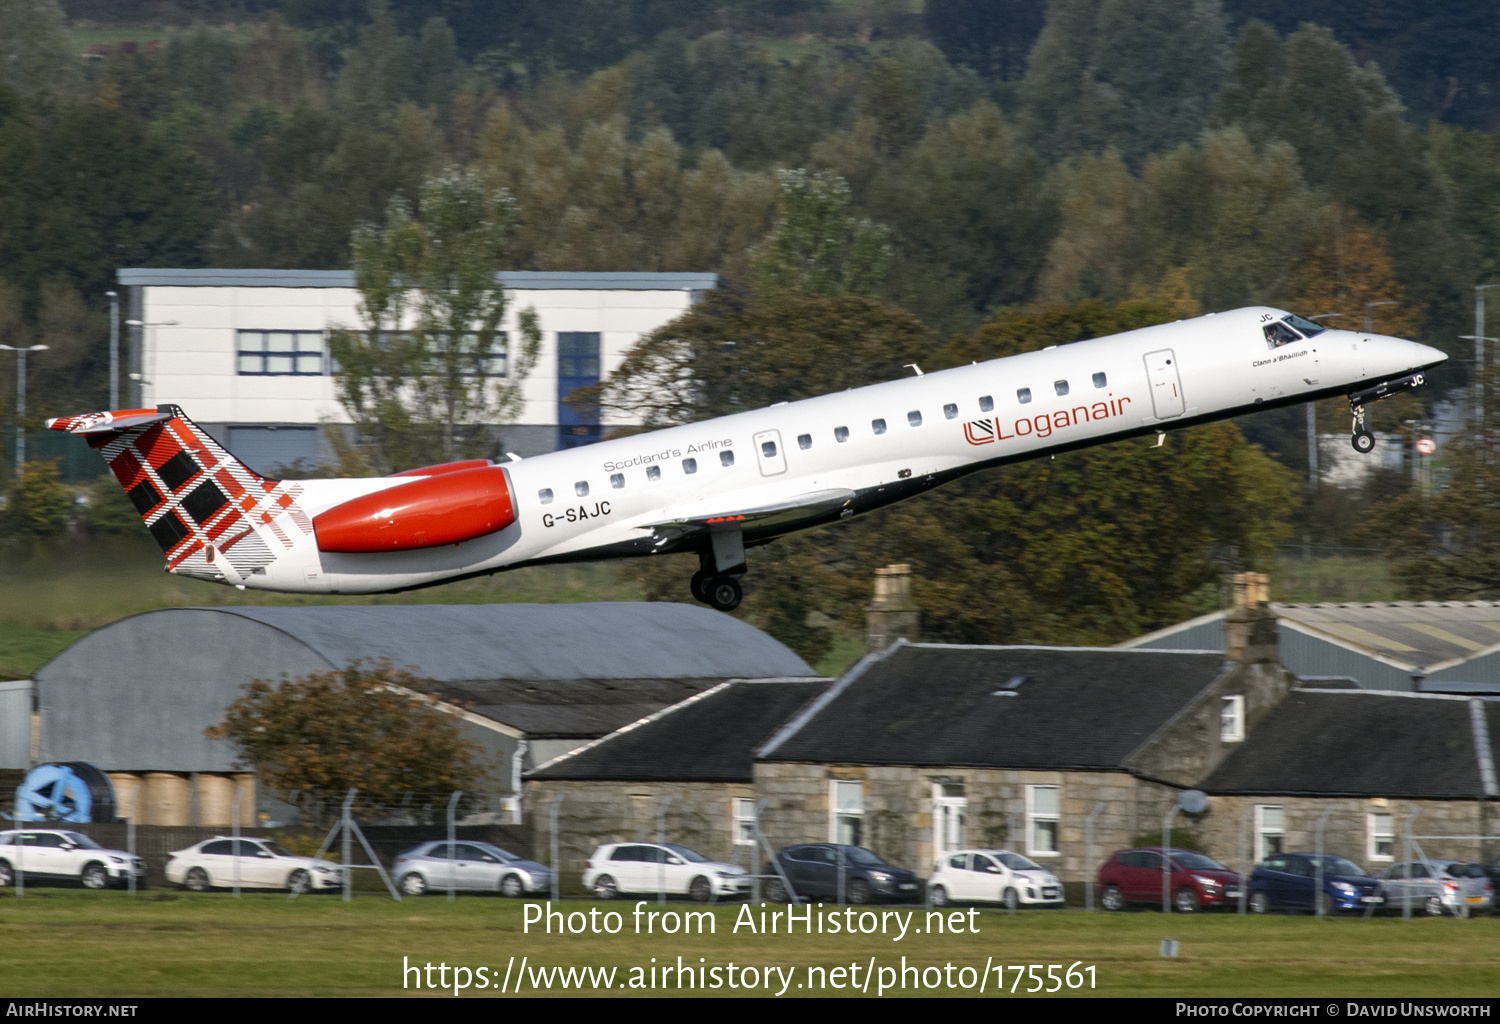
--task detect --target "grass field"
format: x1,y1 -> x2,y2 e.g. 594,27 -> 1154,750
1,890 -> 1496,998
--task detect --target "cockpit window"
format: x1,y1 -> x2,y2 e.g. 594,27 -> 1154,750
1264,321 -> 1303,348
1282,314 -> 1326,338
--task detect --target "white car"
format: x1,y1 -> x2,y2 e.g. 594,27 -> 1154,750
0,829 -> 145,889
583,842 -> 751,902
927,849 -> 1064,907
166,837 -> 343,892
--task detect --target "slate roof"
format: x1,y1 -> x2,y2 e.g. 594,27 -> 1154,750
758,643 -> 1230,769
195,603 -> 814,682
118,268 -> 721,291
1201,690 -> 1492,799
529,679 -> 830,781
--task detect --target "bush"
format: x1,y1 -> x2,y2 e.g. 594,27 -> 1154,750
1,461 -> 74,538
1132,828 -> 1207,853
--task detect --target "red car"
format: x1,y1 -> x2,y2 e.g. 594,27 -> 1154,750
1098,847 -> 1243,912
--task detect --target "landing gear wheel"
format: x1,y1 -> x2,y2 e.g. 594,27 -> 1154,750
689,570 -> 713,604
706,576 -> 742,611
1352,430 -> 1376,454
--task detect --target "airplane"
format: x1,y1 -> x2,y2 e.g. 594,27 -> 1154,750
48,306 -> 1445,611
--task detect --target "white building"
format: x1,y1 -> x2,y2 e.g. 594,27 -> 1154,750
119,268 -> 718,474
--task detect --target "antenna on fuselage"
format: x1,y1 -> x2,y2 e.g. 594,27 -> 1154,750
904,363 -> 924,376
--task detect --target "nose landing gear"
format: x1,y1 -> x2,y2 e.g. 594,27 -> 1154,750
1351,404 -> 1376,453
1346,372 -> 1428,453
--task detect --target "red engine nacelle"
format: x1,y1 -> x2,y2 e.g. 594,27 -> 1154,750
388,458 -> 493,478
313,465 -> 517,553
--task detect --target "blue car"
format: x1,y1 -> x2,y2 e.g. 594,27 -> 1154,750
1249,853 -> 1385,914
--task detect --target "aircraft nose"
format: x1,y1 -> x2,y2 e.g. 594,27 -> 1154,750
1407,340 -> 1448,370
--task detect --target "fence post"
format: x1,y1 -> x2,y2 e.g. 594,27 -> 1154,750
232,785 -> 241,898
1402,808 -> 1421,920
1314,810 -> 1332,918
128,786 -> 141,896
548,794 -> 562,904
12,792 -> 22,898
1085,801 -> 1106,911
751,799 -> 798,906
1162,804 -> 1181,914
342,789 -> 356,903
447,790 -> 462,904
656,795 -> 674,905
1239,804 -> 1253,915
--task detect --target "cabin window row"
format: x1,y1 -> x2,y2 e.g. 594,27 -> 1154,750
535,450 -> 739,503
1016,373 -> 1108,405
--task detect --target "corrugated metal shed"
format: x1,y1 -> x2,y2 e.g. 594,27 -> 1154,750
34,603 -> 813,774
1121,601 -> 1500,690
0,680 -> 31,770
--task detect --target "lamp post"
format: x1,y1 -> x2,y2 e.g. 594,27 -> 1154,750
123,319 -> 178,407
105,291 -> 119,410
0,344 -> 50,475
1467,285 -> 1500,426
1363,301 -> 1398,332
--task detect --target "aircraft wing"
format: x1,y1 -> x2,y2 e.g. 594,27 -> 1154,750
639,488 -> 856,532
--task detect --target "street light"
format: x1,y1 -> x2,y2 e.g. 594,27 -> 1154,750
123,319 -> 178,407
105,291 -> 119,409
1363,301 -> 1398,332
1466,284 -> 1500,427
0,344 -> 49,475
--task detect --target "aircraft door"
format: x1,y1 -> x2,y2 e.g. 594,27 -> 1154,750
1143,349 -> 1185,419
753,429 -> 788,476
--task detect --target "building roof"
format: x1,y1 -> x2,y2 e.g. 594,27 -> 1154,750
117,268 -> 721,291
190,603 -> 813,682
757,643 -> 1230,770
528,679 -> 830,780
1201,689 -> 1495,799
1125,601 -> 1500,674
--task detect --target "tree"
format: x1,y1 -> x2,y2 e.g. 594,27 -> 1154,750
1,460 -> 73,539
329,166 -> 541,472
0,0 -> 73,98
205,661 -> 491,826
752,169 -> 891,299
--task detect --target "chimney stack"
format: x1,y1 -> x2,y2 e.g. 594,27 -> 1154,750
867,564 -> 920,652
1224,571 -> 1277,663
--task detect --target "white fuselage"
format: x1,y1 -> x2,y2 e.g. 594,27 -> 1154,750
245,307 -> 1445,594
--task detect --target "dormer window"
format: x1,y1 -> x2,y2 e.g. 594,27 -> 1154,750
1220,695 -> 1245,742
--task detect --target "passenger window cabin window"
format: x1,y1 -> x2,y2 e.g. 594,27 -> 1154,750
835,426 -> 849,443
908,410 -> 922,427
720,450 -> 734,467
979,396 -> 994,412
1093,372 -> 1107,388
1016,388 -> 1032,405
646,465 -> 661,482
1054,380 -> 1069,396
610,473 -> 624,489
538,488 -> 554,504
872,418 -> 887,435
575,481 -> 589,497
798,434 -> 812,450
944,403 -> 958,420
762,441 -> 778,458
683,458 -> 697,474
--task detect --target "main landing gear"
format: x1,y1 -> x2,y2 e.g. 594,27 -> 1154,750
690,534 -> 745,611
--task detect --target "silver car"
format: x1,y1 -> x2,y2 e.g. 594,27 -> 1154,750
1378,860 -> 1494,916
393,841 -> 552,897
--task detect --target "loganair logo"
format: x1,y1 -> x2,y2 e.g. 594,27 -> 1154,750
963,394 -> 1133,447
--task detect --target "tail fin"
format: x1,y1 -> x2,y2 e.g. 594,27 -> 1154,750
48,405 -> 313,583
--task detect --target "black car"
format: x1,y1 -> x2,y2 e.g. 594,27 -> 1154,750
762,844 -> 921,904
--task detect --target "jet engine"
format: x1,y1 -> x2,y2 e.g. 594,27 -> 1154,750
313,464 -> 517,552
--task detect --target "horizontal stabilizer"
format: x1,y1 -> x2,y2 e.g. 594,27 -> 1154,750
46,407 -> 172,435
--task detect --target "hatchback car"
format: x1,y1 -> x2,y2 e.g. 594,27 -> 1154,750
584,843 -> 750,902
1249,853 -> 1385,914
393,841 -> 552,897
762,844 -> 921,904
1099,847 -> 1243,912
0,829 -> 144,889
1378,860 -> 1493,916
166,837 -> 343,892
928,849 -> 1062,907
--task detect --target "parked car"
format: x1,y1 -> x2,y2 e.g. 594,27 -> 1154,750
761,844 -> 921,904
584,842 -> 751,902
1377,860 -> 1493,916
1248,853 -> 1384,914
927,849 -> 1062,907
0,829 -> 144,889
393,841 -> 552,897
165,837 -> 342,892
1099,847 -> 1243,912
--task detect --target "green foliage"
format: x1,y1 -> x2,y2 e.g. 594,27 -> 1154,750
81,474 -> 145,536
1,461 -> 74,539
330,166 -> 542,471
1373,438 -> 1500,599
1132,828 -> 1207,854
753,169 -> 891,299
0,0 -> 74,98
205,660 -> 492,827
